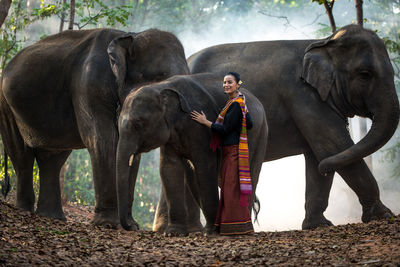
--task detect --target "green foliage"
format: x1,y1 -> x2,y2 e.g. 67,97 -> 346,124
311,0 -> 335,5
74,0 -> 133,29
62,149 -> 161,230
63,150 -> 94,205
0,138 -> 40,198
31,3 -> 59,19
0,1 -> 28,71
132,151 -> 161,230
0,0 -> 60,71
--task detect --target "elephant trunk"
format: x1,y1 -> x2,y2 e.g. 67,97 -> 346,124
319,90 -> 400,174
116,137 -> 141,230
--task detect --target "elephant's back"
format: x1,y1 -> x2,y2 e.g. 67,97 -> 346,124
1,29 -> 123,149
188,40 -> 314,108
188,40 -> 314,75
4,29 -> 123,76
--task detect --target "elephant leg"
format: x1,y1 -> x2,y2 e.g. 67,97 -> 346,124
160,146 -> 188,236
298,122 -> 392,224
183,160 -> 203,233
35,149 -> 71,220
88,140 -> 119,227
74,103 -> 120,227
336,162 -> 393,223
0,97 -> 35,212
289,98 -> 391,225
302,151 -> 334,230
192,157 -> 219,235
153,160 -> 203,234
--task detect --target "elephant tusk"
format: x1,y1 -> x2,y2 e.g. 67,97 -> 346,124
129,154 -> 135,167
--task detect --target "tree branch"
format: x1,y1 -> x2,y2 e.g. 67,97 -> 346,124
59,0 -> 67,32
323,1 -> 336,33
354,0 -> 363,27
76,7 -> 105,30
258,10 -> 313,38
68,0 -> 75,30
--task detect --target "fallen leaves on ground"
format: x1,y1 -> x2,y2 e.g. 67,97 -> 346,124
0,197 -> 399,266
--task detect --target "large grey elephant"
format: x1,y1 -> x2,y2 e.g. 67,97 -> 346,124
0,28 -> 189,228
154,24 -> 400,231
116,73 -> 267,234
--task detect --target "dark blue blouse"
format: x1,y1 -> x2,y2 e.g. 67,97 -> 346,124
211,102 -> 253,146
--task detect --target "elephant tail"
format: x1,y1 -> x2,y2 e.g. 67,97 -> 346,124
1,149 -> 10,199
252,194 -> 260,224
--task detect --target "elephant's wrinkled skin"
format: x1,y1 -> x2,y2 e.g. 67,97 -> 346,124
0,28 -> 189,228
117,73 -> 267,234
155,24 -> 399,230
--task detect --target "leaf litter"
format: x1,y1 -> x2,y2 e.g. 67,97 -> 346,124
0,195 -> 399,266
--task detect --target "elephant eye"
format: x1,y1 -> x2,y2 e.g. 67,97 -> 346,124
359,71 -> 372,80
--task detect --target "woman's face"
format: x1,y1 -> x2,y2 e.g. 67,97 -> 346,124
223,75 -> 240,96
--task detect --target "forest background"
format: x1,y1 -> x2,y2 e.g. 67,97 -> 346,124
0,0 -> 399,231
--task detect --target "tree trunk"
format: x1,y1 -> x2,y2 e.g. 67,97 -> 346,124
0,0 -> 12,28
354,0 -> 363,27
68,0 -> 75,30
59,0 -> 67,32
323,1 -> 336,33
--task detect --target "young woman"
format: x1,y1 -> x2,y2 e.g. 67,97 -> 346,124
191,72 -> 254,235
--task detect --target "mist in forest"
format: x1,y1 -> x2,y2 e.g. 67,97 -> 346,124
172,1 -> 400,231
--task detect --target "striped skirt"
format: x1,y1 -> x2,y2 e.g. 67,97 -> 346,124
215,145 -> 254,235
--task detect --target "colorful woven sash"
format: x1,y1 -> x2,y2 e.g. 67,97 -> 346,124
210,94 -> 252,201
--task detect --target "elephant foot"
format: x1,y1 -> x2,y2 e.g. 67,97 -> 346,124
361,201 -> 394,223
187,222 -> 204,233
92,208 -> 120,229
153,223 -> 166,234
121,217 -> 140,231
203,224 -> 217,236
302,214 -> 333,230
153,218 -> 168,233
164,224 -> 188,237
36,207 -> 66,221
16,201 -> 34,213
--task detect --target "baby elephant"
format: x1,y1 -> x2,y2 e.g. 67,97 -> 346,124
116,73 -> 267,235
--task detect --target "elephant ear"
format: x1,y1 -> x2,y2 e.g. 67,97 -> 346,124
107,33 -> 136,92
301,38 -> 336,102
160,88 -> 191,114
160,88 -> 191,127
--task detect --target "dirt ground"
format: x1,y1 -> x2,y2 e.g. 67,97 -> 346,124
1,196 -> 399,266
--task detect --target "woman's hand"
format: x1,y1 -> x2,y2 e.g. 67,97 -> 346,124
191,110 -> 212,128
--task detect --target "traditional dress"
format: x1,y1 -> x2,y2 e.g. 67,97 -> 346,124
210,94 -> 254,235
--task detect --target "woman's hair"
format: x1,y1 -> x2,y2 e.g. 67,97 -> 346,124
226,71 -> 241,84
